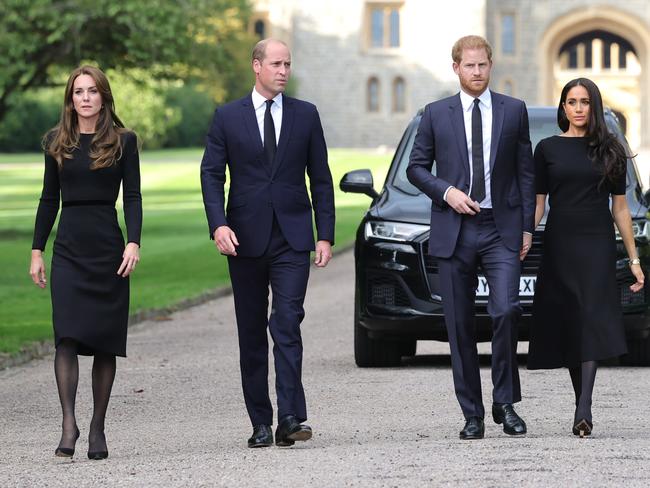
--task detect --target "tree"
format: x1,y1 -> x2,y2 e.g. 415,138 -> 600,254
0,0 -> 255,124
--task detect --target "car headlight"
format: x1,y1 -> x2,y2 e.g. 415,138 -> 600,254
364,221 -> 430,242
616,220 -> 648,241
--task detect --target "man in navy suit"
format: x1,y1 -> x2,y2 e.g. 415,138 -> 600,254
200,38 -> 335,448
407,35 -> 535,440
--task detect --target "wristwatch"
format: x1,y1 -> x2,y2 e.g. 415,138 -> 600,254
629,258 -> 641,266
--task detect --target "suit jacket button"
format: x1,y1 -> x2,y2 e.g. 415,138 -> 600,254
268,201 -> 273,207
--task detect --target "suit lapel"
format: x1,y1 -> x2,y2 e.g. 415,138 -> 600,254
489,93 -> 505,171
272,96 -> 295,177
240,96 -> 270,174
448,94 -> 470,179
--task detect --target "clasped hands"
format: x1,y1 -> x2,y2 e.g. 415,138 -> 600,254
445,187 -> 532,261
214,225 -> 332,267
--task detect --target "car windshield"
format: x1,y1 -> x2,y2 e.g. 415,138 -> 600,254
391,108 -> 638,195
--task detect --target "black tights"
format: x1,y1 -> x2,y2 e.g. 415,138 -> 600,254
54,339 -> 116,452
569,360 -> 597,424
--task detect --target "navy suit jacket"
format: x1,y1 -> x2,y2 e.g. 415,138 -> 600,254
200,94 -> 335,257
406,91 -> 535,258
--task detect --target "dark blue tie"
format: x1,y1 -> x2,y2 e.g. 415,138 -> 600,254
470,98 -> 485,203
264,99 -> 276,165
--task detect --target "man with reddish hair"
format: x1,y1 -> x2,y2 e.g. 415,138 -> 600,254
408,35 -> 535,440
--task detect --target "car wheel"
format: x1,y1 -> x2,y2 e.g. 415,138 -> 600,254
354,295 -> 402,367
623,336 -> 650,366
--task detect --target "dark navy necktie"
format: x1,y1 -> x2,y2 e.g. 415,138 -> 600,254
264,99 -> 276,165
470,98 -> 485,203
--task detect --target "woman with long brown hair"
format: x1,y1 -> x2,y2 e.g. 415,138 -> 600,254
30,66 -> 142,459
528,78 -> 644,437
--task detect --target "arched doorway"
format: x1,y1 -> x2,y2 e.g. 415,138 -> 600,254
538,8 -> 650,149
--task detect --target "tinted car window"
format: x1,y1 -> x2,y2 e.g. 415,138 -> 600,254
389,109 -> 636,194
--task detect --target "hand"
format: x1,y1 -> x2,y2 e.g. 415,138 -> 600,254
214,225 -> 239,256
630,263 -> 645,293
446,187 -> 481,215
314,240 -> 332,268
520,233 -> 532,261
30,250 -> 47,289
117,242 -> 140,277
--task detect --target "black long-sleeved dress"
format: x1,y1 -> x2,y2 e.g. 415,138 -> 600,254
32,132 -> 142,356
527,135 -> 627,369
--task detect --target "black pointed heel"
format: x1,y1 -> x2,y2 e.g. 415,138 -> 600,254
87,450 -> 109,460
572,419 -> 593,438
55,427 -> 80,458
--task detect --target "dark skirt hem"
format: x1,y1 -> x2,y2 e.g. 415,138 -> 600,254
527,350 -> 627,370
54,336 -> 126,358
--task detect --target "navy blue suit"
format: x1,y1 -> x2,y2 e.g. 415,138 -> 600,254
407,91 -> 535,418
201,94 -> 335,426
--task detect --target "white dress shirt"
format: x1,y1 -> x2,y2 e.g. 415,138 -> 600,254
252,87 -> 282,146
444,88 -> 493,208
460,88 -> 492,208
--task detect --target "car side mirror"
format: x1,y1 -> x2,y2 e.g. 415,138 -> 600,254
339,169 -> 379,199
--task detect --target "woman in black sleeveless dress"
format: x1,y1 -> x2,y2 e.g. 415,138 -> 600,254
528,78 -> 644,437
29,66 -> 142,459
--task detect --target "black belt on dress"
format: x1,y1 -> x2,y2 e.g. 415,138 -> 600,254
62,200 -> 115,207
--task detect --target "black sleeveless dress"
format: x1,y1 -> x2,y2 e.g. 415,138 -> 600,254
32,132 -> 142,357
527,135 -> 627,369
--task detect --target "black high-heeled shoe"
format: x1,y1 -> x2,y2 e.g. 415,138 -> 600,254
572,419 -> 593,438
87,431 -> 109,460
55,427 -> 80,457
87,450 -> 108,460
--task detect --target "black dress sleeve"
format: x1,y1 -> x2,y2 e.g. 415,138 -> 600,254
121,132 -> 142,245
609,165 -> 627,195
534,139 -> 548,194
32,152 -> 60,251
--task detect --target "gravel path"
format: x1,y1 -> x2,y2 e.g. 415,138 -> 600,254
1,249 -> 649,487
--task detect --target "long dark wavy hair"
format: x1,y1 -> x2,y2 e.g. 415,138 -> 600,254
557,77 -> 627,187
43,65 -> 127,170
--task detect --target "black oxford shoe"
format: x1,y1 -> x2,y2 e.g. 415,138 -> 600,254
275,415 -> 312,447
492,403 -> 527,436
247,425 -> 273,448
459,416 -> 485,440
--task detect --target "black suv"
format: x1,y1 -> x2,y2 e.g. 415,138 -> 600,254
341,107 -> 650,367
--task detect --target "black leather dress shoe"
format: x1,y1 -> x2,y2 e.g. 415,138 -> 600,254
247,425 -> 273,448
459,416 -> 485,440
275,415 -> 312,447
492,403 -> 527,435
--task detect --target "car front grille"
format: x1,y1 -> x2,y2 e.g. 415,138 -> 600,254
619,280 -> 647,307
367,274 -> 410,307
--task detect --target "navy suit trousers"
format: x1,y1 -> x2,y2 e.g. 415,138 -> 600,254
437,209 -> 522,419
227,216 -> 310,426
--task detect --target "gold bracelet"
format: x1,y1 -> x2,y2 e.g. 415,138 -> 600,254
629,258 -> 641,266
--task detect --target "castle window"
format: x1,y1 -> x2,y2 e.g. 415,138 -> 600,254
501,14 -> 515,55
254,19 -> 266,40
392,77 -> 405,112
367,77 -> 380,112
367,3 -> 403,49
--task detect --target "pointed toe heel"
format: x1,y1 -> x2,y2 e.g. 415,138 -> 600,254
87,450 -> 109,460
572,419 -> 593,438
54,427 -> 80,458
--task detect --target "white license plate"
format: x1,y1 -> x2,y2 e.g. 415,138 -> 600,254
475,276 -> 536,297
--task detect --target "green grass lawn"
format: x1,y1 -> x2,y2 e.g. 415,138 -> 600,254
0,148 -> 391,355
